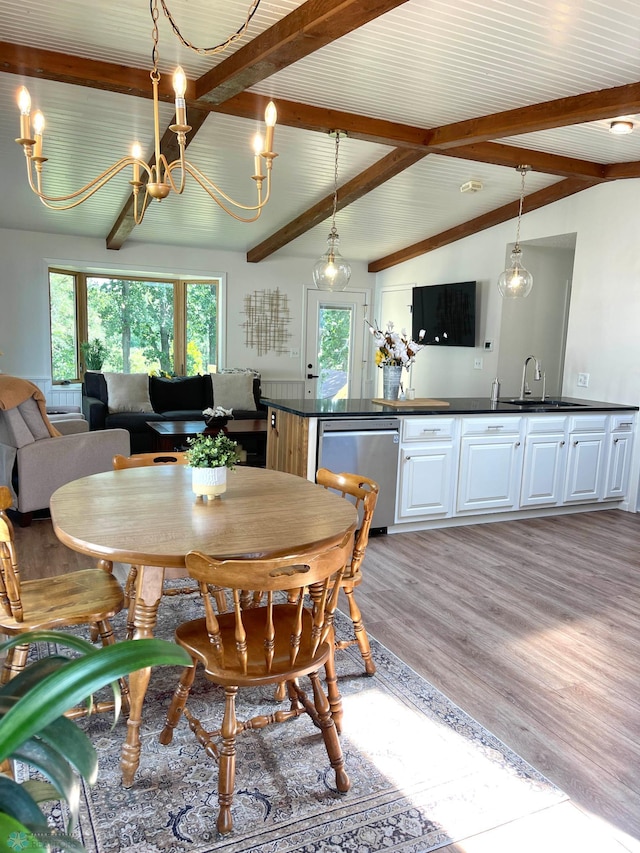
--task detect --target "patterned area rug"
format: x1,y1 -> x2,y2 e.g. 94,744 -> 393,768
26,598 -> 567,853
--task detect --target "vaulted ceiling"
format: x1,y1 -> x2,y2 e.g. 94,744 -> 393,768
2,0 -> 640,270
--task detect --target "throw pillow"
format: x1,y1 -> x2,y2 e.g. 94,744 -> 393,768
210,372 -> 257,412
104,373 -> 154,414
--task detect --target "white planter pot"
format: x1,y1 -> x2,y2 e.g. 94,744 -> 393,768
191,466 -> 227,500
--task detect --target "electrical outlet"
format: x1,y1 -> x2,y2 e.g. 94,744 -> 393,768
577,372 -> 590,388
474,357 -> 483,370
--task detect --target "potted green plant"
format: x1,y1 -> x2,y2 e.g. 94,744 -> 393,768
185,432 -> 241,500
79,339 -> 107,372
0,629 -> 190,852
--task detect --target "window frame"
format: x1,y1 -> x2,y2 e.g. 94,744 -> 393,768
48,268 -> 222,383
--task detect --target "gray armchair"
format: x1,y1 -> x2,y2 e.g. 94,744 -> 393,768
0,393 -> 130,526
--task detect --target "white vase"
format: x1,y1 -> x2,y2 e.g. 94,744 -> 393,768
191,466 -> 227,500
382,364 -> 403,400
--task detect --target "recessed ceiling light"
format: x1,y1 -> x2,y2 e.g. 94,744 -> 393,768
609,120 -> 634,135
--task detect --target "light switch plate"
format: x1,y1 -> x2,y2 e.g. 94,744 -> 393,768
577,372 -> 590,387
474,357 -> 483,369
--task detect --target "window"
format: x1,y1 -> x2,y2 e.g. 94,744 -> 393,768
49,270 -> 220,382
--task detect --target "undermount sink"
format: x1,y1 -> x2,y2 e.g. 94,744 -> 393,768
504,398 -> 587,408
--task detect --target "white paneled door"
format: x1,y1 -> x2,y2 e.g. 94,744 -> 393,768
304,289 -> 368,400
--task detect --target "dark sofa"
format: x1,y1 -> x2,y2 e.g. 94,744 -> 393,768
82,372 -> 266,453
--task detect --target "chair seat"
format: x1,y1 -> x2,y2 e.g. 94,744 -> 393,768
0,569 -> 124,634
176,604 -> 332,687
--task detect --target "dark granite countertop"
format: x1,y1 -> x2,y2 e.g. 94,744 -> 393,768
261,396 -> 638,418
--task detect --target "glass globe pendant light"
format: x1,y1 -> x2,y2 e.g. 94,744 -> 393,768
313,131 -> 351,291
498,165 -> 533,298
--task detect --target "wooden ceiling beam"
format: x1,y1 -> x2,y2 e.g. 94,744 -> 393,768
247,148 -> 427,262
603,161 -> 640,179
195,0 -> 411,104
422,81 -> 640,149
368,178 -> 602,273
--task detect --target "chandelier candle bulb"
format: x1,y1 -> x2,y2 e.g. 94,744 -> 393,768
32,111 -> 45,159
131,142 -> 142,184
172,66 -> 187,126
17,87 -> 32,142
264,101 -> 277,153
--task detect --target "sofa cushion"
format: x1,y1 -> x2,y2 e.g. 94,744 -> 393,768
18,397 -> 52,440
104,373 -> 153,414
211,372 -> 257,412
0,407 -> 36,448
83,371 -> 109,405
150,375 -> 207,413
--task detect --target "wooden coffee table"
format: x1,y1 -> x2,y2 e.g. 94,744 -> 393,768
147,418 -> 267,463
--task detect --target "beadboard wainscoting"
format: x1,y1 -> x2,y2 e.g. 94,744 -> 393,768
261,379 -> 305,400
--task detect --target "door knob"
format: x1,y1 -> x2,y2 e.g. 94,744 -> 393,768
307,373 -> 319,379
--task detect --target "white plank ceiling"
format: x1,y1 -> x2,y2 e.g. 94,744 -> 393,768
1,0 -> 640,265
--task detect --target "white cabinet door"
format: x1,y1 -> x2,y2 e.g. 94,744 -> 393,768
520,434 -> 567,507
457,435 -> 523,512
564,432 -> 607,503
397,445 -> 456,519
604,432 -> 633,499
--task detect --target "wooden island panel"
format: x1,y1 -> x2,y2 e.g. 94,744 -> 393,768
266,407 -> 310,477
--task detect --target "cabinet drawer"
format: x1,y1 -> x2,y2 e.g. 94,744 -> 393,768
525,415 -> 566,435
402,417 -> 455,442
609,413 -> 635,433
568,414 -> 607,433
461,416 -> 521,436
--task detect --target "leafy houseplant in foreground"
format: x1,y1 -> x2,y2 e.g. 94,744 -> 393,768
186,432 -> 241,500
0,630 -> 190,852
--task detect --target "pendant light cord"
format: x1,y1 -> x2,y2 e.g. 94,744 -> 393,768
514,166 -> 529,249
329,132 -> 341,239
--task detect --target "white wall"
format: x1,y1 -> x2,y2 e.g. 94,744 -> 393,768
0,229 -> 374,383
375,180 -> 640,409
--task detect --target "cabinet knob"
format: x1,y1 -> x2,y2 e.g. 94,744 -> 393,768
515,440 -> 521,447
560,440 -> 565,446
573,440 -> 579,446
614,437 -> 620,444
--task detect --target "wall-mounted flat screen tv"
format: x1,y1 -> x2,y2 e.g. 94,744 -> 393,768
412,281 -> 476,347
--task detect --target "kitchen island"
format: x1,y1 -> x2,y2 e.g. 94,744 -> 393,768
263,397 -> 638,532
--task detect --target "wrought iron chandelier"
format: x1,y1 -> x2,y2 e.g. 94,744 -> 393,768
313,130 -> 351,292
497,165 -> 533,298
15,0 -> 277,225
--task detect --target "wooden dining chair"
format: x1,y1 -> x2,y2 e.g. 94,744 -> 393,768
112,452 -> 227,638
0,485 -> 128,717
159,528 -> 355,835
316,468 -> 379,675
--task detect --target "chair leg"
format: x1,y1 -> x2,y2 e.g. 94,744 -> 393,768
309,671 -> 350,793
217,686 -> 238,835
1,644 -> 28,684
323,641 -> 344,734
96,619 -> 130,716
159,664 -> 196,746
342,585 -> 376,675
123,566 -> 139,641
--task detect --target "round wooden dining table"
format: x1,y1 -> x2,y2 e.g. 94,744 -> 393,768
50,464 -> 357,787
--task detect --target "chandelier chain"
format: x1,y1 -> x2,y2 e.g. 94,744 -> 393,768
158,0 -> 262,57
151,0 -> 160,75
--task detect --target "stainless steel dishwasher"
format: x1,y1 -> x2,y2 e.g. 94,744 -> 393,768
317,418 -> 400,532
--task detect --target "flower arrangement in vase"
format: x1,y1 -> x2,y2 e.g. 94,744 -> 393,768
185,432 -> 241,500
367,320 -> 445,400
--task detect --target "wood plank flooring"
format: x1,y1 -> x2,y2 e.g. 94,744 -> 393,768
12,508 -> 640,852
359,509 -> 640,851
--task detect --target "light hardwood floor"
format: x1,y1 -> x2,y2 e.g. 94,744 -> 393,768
14,507 -> 640,852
